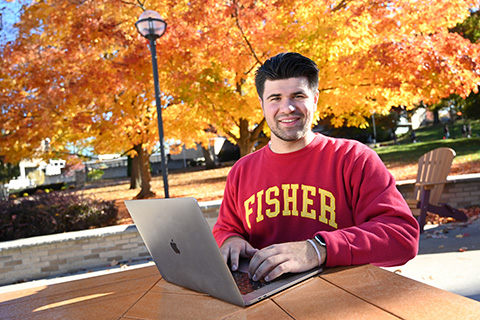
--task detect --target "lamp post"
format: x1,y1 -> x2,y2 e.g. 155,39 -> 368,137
135,10 -> 169,198
371,112 -> 377,144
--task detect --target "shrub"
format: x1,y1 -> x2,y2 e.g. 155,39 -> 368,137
88,169 -> 104,181
0,192 -> 118,241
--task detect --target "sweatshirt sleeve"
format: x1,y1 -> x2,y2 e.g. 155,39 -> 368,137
212,165 -> 248,247
318,146 -> 419,268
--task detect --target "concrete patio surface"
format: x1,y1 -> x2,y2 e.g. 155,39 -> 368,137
383,217 -> 480,302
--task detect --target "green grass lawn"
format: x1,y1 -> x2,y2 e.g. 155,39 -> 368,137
375,120 -> 480,166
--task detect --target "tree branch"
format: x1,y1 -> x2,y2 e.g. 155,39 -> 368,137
318,81 -> 380,93
119,147 -> 135,158
250,117 -> 265,139
51,150 -> 94,160
233,1 -> 263,66
135,0 -> 146,10
331,0 -> 351,12
224,129 -> 239,144
244,61 -> 259,75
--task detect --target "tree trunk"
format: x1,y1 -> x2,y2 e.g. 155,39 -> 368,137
133,144 -> 156,199
235,118 -> 267,157
129,154 -> 141,190
0,184 -> 9,201
433,109 -> 440,125
202,145 -> 216,169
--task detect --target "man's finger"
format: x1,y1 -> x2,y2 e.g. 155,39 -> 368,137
263,261 -> 291,281
220,246 -> 229,265
244,245 -> 259,258
249,246 -> 280,280
229,246 -> 240,271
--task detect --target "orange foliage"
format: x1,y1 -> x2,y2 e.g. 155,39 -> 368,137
1,0 -> 480,165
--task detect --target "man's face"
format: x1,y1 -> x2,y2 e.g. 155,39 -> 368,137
260,77 -> 318,143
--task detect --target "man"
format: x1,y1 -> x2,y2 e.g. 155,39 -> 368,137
212,52 -> 419,283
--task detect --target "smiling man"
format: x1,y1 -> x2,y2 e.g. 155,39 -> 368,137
262,76 -> 317,153
212,52 -> 419,283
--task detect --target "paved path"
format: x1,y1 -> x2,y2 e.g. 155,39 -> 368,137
383,217 -> 480,301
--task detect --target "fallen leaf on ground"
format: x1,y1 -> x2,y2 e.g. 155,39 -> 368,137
71,166 -> 480,228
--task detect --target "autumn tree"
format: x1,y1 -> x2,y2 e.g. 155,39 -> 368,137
134,0 -> 480,156
431,8 -> 480,122
2,0 -> 480,198
0,0 -> 214,198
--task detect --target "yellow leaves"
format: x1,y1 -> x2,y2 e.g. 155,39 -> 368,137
2,0 -> 480,162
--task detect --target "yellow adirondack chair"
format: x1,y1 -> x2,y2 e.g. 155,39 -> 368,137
406,147 -> 468,232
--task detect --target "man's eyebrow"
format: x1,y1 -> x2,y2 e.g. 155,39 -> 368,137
266,90 -> 307,100
292,90 -> 307,96
266,93 -> 282,100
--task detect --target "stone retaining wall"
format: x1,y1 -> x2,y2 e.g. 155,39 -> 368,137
0,201 -> 222,286
396,173 -> 480,209
1,175 -> 479,286
0,225 -> 148,286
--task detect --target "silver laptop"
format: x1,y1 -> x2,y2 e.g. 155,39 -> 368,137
124,198 -> 322,306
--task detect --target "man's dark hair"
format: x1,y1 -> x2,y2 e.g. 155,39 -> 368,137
255,52 -> 319,100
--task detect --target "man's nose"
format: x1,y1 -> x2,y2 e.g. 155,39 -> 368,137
280,99 -> 296,113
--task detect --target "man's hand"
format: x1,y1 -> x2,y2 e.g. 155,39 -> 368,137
248,240 -> 325,282
220,236 -> 258,271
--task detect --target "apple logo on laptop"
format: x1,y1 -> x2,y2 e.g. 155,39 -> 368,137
170,239 -> 180,254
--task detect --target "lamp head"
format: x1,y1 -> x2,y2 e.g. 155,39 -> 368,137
135,10 -> 167,40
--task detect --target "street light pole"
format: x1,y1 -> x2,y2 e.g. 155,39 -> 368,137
371,112 -> 377,144
135,10 -> 169,198
148,36 -> 169,198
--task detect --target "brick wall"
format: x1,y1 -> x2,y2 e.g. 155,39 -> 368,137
397,174 -> 480,209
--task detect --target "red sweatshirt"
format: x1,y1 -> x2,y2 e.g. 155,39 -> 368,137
213,134 -> 419,267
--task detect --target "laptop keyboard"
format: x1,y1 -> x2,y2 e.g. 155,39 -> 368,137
232,271 -> 268,295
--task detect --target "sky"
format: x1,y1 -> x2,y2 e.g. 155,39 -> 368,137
0,0 -> 22,45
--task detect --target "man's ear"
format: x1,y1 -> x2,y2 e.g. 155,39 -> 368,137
313,91 -> 319,112
258,97 -> 265,113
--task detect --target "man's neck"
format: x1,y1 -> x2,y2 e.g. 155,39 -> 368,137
269,131 -> 316,154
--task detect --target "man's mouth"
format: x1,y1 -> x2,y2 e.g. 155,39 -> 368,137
279,117 -> 300,124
